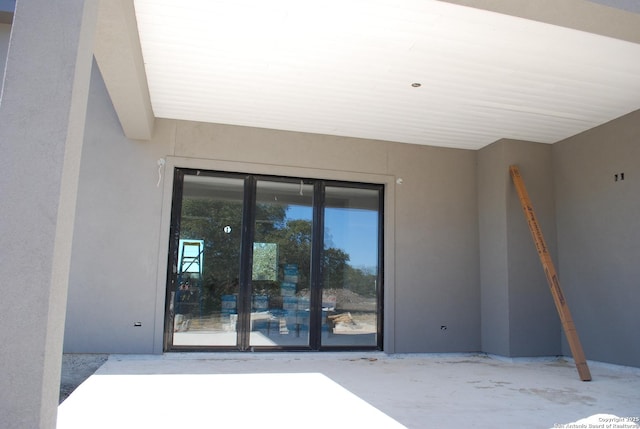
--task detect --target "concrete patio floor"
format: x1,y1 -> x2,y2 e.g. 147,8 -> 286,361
58,353 -> 640,429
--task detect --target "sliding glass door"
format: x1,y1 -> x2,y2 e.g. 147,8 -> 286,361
165,169 -> 383,351
166,172 -> 244,348
321,186 -> 381,347
249,179 -> 314,347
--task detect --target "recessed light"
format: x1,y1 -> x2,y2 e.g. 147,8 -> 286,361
411,82 -> 421,88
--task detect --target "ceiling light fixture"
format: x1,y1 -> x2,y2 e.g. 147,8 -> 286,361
411,82 -> 422,88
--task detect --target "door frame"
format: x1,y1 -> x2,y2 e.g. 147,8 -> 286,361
153,156 -> 397,354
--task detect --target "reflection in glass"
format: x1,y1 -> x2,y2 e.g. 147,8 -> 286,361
252,243 -> 278,281
172,175 -> 244,347
250,180 -> 314,347
322,186 -> 380,347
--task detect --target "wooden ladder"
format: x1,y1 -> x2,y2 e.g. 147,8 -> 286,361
509,165 -> 591,381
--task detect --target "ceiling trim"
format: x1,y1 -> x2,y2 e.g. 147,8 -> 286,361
438,0 -> 640,44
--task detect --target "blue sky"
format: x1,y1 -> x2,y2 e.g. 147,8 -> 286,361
287,205 -> 378,269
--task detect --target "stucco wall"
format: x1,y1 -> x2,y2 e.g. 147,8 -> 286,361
65,61 -> 640,366
504,141 -> 560,357
64,61 -> 481,354
553,109 -> 640,367
389,144 -> 479,352
64,61 -> 170,353
478,139 -> 560,358
478,141 -> 510,356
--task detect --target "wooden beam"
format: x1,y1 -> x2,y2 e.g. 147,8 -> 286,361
509,165 -> 591,381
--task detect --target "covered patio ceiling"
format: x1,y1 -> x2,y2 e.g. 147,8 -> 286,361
95,0 -> 640,149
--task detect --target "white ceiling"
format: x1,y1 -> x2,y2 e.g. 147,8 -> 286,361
133,0 -> 640,150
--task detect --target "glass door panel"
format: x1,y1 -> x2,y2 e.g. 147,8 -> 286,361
166,170 -> 383,352
171,174 -> 244,347
321,186 -> 381,347
250,180 -> 314,347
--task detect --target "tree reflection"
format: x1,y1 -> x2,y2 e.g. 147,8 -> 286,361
180,198 -> 377,315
